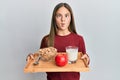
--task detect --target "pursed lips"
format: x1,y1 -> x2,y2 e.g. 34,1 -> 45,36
61,23 -> 65,26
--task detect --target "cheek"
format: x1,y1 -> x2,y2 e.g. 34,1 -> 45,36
66,18 -> 71,25
55,19 -> 61,26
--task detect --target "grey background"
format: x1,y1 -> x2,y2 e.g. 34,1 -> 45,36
0,0 -> 120,80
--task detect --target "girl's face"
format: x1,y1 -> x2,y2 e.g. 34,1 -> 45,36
55,6 -> 71,31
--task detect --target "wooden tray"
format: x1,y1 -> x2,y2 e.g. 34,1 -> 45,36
24,52 -> 89,73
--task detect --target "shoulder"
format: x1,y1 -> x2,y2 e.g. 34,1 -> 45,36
71,33 -> 84,39
40,34 -> 49,48
42,34 -> 49,41
41,34 -> 49,45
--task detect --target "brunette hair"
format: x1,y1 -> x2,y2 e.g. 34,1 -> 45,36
47,3 -> 77,47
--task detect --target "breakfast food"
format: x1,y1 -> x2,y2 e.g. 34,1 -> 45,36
55,53 -> 68,67
38,47 -> 57,61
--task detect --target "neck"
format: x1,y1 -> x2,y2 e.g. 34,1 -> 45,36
57,30 -> 71,36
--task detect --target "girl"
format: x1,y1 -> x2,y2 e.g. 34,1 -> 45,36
27,3 -> 90,80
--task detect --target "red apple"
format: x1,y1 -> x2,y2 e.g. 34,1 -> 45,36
55,53 -> 68,67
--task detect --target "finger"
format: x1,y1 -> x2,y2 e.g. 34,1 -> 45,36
26,53 -> 34,61
84,55 -> 90,65
86,57 -> 90,65
86,58 -> 89,65
81,54 -> 90,65
81,54 -> 87,59
26,56 -> 30,63
30,54 -> 34,60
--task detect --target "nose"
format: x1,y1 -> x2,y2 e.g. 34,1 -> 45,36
61,16 -> 65,22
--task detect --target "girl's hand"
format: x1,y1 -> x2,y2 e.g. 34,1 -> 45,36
81,53 -> 90,65
26,53 -> 34,63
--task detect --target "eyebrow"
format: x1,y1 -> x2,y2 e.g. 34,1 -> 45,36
56,13 -> 70,15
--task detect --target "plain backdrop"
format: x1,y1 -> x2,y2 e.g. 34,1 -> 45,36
0,0 -> 120,80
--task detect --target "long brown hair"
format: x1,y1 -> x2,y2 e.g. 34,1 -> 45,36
47,3 -> 77,47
